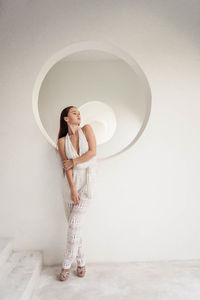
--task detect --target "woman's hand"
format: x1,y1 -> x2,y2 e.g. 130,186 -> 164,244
63,159 -> 73,171
70,187 -> 80,205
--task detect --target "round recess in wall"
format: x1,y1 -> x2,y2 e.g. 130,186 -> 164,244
32,40 -> 152,160
79,101 -> 117,145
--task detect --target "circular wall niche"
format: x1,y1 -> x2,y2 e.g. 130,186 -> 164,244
32,40 -> 151,160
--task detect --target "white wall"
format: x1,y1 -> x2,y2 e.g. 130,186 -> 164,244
0,0 -> 200,266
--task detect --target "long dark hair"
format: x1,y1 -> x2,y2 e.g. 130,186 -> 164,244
57,106 -> 75,140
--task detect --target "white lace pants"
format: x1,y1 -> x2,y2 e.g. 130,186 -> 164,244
62,197 -> 90,269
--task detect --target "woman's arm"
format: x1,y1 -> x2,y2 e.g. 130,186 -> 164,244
72,124 -> 96,166
57,137 -> 75,190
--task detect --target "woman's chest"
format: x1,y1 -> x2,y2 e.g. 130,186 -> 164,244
65,127 -> 89,159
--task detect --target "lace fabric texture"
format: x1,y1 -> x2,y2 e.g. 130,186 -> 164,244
61,126 -> 97,269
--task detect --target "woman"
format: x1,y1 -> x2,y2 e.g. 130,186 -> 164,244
57,106 -> 97,281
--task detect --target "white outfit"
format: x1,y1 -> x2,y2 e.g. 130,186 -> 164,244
61,126 -> 96,269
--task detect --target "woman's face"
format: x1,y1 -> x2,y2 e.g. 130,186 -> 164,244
67,107 -> 81,125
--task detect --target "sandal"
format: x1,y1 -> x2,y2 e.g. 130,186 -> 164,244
77,265 -> 86,277
58,268 -> 70,281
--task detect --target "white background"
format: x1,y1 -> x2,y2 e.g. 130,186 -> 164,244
0,0 -> 200,266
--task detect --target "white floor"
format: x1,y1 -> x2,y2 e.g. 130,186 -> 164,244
1,238 -> 200,300
32,260 -> 200,300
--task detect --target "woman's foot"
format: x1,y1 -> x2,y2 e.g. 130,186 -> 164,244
58,268 -> 70,281
76,265 -> 86,277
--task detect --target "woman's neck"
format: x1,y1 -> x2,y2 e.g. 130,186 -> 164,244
68,124 -> 79,136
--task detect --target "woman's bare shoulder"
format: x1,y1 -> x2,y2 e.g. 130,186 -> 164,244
58,136 -> 65,141
57,136 -> 65,146
81,124 -> 93,133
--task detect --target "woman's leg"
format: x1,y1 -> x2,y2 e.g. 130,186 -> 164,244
62,197 -> 89,269
76,236 -> 86,267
